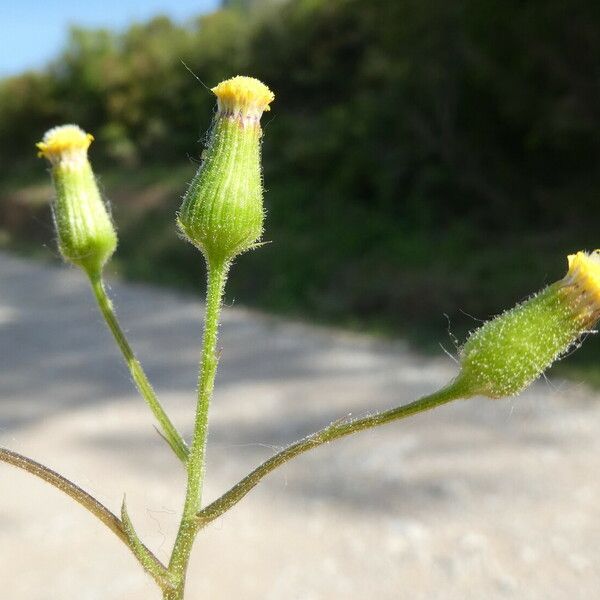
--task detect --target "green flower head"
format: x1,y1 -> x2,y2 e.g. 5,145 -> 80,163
457,251 -> 600,398
37,124 -> 117,275
178,76 -> 274,265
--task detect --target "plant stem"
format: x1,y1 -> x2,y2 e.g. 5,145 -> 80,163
167,259 -> 229,594
197,379 -> 471,527
87,271 -> 189,464
0,447 -> 168,580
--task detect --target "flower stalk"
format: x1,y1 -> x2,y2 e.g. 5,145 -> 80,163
197,378 -> 472,528
167,259 -> 229,592
88,272 -> 189,463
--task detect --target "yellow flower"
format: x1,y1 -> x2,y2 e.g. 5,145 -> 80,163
562,250 -> 600,327
36,124 -> 94,167
211,76 -> 274,121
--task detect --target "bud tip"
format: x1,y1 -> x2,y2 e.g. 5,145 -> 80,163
211,76 -> 274,117
36,124 -> 94,163
565,250 -> 600,304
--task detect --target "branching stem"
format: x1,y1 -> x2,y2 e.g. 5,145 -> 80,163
3,263 -> 472,600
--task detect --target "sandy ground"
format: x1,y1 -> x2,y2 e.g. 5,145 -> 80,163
0,252 -> 598,600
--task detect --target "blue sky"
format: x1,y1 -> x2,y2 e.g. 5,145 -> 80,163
1,0 -> 220,77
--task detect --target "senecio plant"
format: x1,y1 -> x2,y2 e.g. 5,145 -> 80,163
0,76 -> 599,598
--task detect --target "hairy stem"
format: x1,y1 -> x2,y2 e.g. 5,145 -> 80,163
167,259 -> 229,592
163,589 -> 183,600
197,379 -> 471,526
88,271 -> 189,464
0,447 -> 168,581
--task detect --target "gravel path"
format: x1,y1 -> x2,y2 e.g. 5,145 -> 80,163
0,252 -> 598,600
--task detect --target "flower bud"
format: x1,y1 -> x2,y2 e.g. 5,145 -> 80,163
457,251 -> 600,398
178,76 -> 274,265
37,124 -> 117,275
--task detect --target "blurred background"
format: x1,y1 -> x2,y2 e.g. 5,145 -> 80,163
1,0 -> 599,379
1,2 -> 600,599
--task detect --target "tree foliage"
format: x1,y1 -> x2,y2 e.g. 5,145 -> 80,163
1,0 -> 599,341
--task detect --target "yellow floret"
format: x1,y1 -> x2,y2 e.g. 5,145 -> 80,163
566,250 -> 600,306
36,124 -> 94,161
212,76 -> 274,116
